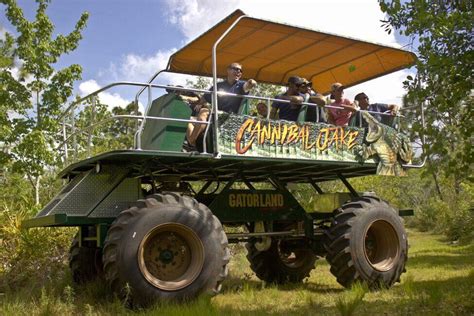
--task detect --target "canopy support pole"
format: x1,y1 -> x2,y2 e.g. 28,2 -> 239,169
204,14 -> 249,155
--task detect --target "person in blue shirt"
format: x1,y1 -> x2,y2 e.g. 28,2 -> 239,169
353,92 -> 400,127
186,62 -> 257,149
270,76 -> 305,121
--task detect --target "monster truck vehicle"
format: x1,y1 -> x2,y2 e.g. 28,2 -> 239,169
23,10 -> 424,307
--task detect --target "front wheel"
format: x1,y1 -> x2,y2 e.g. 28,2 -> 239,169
102,194 -> 229,306
325,196 -> 408,289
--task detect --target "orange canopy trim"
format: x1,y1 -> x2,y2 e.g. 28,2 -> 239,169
167,10 -> 416,94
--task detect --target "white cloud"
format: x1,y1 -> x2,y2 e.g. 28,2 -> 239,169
163,0 -> 399,46
164,0 -> 240,43
0,24 -> 6,41
101,48 -> 197,85
78,79 -> 131,109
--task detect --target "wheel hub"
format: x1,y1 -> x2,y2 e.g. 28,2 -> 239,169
363,220 -> 400,272
138,223 -> 204,291
158,249 -> 174,264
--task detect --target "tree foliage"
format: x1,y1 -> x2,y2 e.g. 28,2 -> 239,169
379,0 -> 473,187
0,0 -> 88,204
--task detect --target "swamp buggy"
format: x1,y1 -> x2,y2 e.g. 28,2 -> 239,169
23,10 -> 425,306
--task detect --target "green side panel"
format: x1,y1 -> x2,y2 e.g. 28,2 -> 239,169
140,93 -> 192,151
34,165 -> 128,218
309,192 -> 353,213
207,189 -> 308,222
24,165 -> 130,230
89,177 -> 142,217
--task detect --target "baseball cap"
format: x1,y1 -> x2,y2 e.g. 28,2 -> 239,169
330,82 -> 345,92
288,76 -> 305,85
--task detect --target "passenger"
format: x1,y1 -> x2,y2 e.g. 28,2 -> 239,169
327,82 -> 356,126
256,102 -> 269,118
353,92 -> 400,126
270,76 -> 305,121
186,62 -> 257,149
298,79 -> 327,123
166,85 -> 200,115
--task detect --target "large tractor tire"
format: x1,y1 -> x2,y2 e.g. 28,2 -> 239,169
102,193 -> 229,307
246,238 -> 316,284
326,196 -> 408,289
69,233 -> 103,284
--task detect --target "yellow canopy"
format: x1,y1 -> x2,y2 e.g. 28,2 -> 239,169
167,10 -> 416,95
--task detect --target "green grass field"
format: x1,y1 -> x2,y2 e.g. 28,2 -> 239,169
1,229 -> 473,316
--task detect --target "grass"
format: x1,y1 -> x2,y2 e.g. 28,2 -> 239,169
1,229 -> 473,315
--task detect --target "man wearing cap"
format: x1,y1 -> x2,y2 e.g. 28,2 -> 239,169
186,62 -> 257,149
270,76 -> 305,121
327,82 -> 356,126
353,92 -> 399,127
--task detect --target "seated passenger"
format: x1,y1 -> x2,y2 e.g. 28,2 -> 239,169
298,78 -> 327,123
256,102 -> 269,118
186,62 -> 257,149
270,76 -> 305,121
327,82 -> 356,126
166,85 -> 200,115
353,92 -> 400,127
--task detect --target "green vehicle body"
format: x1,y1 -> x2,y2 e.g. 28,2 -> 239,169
23,94 -> 413,246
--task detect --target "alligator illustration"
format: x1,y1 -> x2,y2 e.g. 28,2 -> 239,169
358,111 -> 413,176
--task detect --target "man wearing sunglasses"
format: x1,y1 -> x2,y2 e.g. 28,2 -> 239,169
353,92 -> 400,127
201,63 -> 257,113
186,62 -> 257,149
270,76 -> 306,121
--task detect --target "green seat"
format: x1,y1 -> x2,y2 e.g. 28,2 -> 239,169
238,98 -> 250,115
296,94 -> 310,124
140,93 -> 192,151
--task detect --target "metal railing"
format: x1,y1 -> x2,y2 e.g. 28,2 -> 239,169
58,80 -> 425,168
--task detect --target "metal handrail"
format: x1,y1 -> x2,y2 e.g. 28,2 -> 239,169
61,81 -> 212,120
59,79 -> 425,167
57,114 -> 210,153
134,69 -> 166,110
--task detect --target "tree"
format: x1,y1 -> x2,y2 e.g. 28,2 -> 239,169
0,0 -> 88,204
379,1 -> 473,195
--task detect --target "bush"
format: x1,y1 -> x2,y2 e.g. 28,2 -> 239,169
0,202 -> 75,291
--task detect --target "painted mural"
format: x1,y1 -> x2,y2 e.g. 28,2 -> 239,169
217,113 -> 413,176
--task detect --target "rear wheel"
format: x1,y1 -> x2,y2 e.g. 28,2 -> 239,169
326,196 -> 408,289
69,233 -> 103,284
102,193 -> 229,306
246,238 -> 316,284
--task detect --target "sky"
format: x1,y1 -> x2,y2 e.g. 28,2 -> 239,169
1,0 -> 416,109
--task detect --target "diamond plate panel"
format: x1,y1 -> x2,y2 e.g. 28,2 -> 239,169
89,177 -> 141,218
48,165 -> 129,216
36,172 -> 88,217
